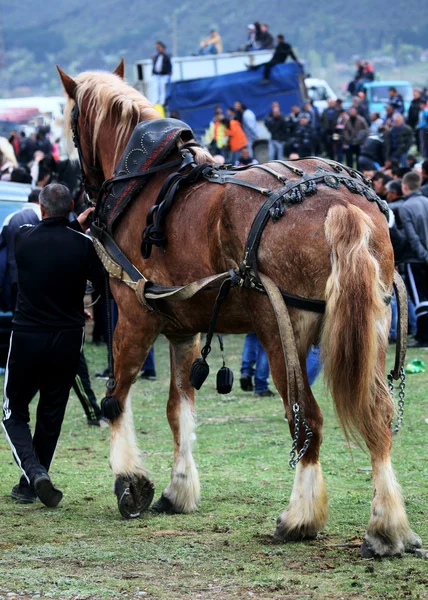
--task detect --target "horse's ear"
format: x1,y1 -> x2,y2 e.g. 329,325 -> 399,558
113,58 -> 125,79
56,66 -> 77,99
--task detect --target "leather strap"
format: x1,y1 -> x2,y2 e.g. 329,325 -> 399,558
392,271 -> 408,379
259,272 -> 306,409
91,223 -> 145,284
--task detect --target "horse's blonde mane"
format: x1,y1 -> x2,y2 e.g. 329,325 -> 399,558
63,70 -> 214,165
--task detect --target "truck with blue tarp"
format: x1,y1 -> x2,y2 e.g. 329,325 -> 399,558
166,62 -> 306,140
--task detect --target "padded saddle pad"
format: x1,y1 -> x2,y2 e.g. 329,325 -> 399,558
97,118 -> 194,233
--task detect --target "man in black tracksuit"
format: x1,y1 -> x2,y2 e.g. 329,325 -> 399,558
2,183 -> 96,508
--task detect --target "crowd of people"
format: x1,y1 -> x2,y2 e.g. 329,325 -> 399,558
203,86 -> 428,170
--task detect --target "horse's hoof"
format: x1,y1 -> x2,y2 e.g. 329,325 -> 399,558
360,535 -> 405,558
274,521 -> 318,542
152,493 -> 176,514
114,474 -> 155,519
359,540 -> 376,558
404,531 -> 422,553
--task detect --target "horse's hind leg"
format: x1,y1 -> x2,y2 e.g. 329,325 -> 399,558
106,303 -> 160,518
152,334 -> 201,514
360,351 -> 421,557
254,309 -> 328,541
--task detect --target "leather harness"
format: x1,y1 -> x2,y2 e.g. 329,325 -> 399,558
71,107 -> 407,466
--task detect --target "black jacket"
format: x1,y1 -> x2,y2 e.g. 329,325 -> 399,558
408,98 -> 421,129
398,191 -> 428,263
152,53 -> 172,76
265,114 -> 288,141
13,217 -> 99,330
293,124 -> 313,155
360,134 -> 385,166
272,42 -> 297,63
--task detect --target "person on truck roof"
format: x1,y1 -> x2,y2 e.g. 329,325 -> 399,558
246,35 -> 301,83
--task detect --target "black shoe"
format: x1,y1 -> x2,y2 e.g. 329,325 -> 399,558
95,367 -> 109,379
255,389 -> 275,397
32,473 -> 63,508
87,417 -> 109,429
240,375 -> 253,392
11,482 -> 37,504
140,370 -> 156,381
407,339 -> 428,348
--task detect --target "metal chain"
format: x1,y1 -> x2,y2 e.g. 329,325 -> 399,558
289,403 -> 313,469
389,367 -> 405,435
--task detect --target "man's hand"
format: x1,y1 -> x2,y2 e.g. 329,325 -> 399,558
84,309 -> 93,321
77,207 -> 95,232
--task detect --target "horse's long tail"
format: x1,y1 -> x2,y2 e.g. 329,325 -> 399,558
320,203 -> 391,448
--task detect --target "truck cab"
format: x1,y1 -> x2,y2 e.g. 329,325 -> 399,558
362,81 -> 413,115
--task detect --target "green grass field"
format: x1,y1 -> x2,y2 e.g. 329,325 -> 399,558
0,335 -> 427,600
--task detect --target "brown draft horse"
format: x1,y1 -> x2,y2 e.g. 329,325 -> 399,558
57,61 -> 421,558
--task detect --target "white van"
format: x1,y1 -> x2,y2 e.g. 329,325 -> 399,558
304,78 -> 337,112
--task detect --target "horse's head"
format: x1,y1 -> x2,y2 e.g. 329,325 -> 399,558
57,58 -> 160,196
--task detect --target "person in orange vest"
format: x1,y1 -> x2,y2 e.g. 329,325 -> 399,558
223,107 -> 248,164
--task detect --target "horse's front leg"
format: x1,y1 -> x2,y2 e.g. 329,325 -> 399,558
104,302 -> 160,518
152,334 -> 201,514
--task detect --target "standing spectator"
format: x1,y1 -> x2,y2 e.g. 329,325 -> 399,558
240,333 -> 274,397
388,87 -> 405,114
247,35 -> 300,83
320,99 -> 339,159
292,114 -> 314,157
8,131 -> 20,157
356,93 -> 370,124
303,99 -> 321,154
223,108 -> 248,164
416,98 -> 428,159
420,160 -> 428,196
197,28 -> 222,55
385,113 -> 414,167
36,127 -> 53,156
235,147 -> 258,166
1,184 -> 97,506
332,109 -> 348,162
343,106 -> 369,167
265,102 -> 288,160
255,22 -> 274,49
204,107 -> 227,156
408,89 -> 422,132
358,128 -> 385,171
17,133 -> 37,167
398,171 -> 428,347
383,104 -> 395,130
234,101 -> 258,156
370,112 -> 384,134
0,190 -> 42,310
151,41 -> 172,106
72,348 -> 108,428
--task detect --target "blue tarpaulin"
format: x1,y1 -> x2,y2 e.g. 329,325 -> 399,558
167,62 -> 304,136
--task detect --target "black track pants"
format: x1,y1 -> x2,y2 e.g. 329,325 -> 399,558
2,328 -> 84,483
72,351 -> 102,421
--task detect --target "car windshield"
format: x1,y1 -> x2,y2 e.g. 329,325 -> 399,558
370,85 -> 413,103
307,86 -> 328,102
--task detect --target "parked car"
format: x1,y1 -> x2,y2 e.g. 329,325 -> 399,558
0,180 -> 31,367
